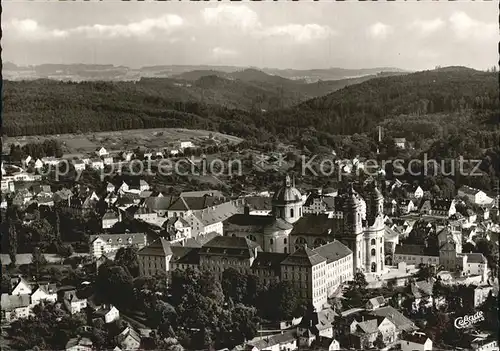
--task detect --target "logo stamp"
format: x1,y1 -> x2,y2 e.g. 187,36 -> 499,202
454,311 -> 485,329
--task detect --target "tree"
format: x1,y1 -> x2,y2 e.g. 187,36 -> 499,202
57,243 -> 74,260
222,268 -> 248,304
415,264 -> 435,281
343,272 -> 368,308
96,263 -> 134,308
31,247 -> 48,277
8,222 -> 18,266
114,247 -> 140,277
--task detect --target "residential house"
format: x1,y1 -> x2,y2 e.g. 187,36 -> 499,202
394,138 -> 406,149
23,155 -> 32,167
313,337 -> 340,351
161,216 -> 192,244
246,331 -> 298,351
61,290 -> 87,314
470,336 -> 498,351
89,233 -> 148,259
456,253 -> 489,281
464,286 -> 493,308
0,294 -> 31,322
34,159 -> 44,169
90,158 -> 104,170
117,326 -> 142,351
92,304 -> 120,324
398,199 -> 417,215
73,159 -> 86,171
303,194 -> 336,215
96,147 -> 108,157
400,332 -> 432,351
132,206 -> 158,223
419,199 -> 456,217
366,296 -> 386,310
10,276 -> 32,295
409,279 -> 444,311
30,283 -> 58,305
102,210 -> 121,229
367,306 -> 418,335
103,155 -> 114,165
179,141 -> 195,150
65,337 -> 93,351
180,190 -> 225,198
122,151 -> 134,162
458,186 -> 493,205
347,317 -> 396,349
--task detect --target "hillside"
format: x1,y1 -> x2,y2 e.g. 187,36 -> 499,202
2,68 -> 498,152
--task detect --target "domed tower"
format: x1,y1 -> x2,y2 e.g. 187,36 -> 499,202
272,174 -> 303,224
340,184 -> 365,274
363,182 -> 385,274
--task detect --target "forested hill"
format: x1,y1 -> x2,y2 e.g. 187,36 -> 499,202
2,67 -> 498,148
269,67 -> 499,140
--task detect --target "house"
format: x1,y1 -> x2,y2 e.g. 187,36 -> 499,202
409,279 -> 444,311
137,238 -> 173,276
30,283 -> 58,305
397,199 -> 416,215
122,151 -> 134,162
242,197 -> 273,216
470,336 -> 498,351
161,216 -> 192,243
303,194 -> 336,215
457,253 -> 489,280
347,317 -> 396,349
366,296 -> 386,310
419,199 -> 456,217
89,233 -> 148,259
10,276 -> 32,295
139,180 -> 150,192
106,182 -> 116,193
367,306 -> 418,334
93,304 -> 120,324
464,286 -> 493,308
102,210 -> 121,229
34,159 -> 44,169
458,186 -> 493,205
132,206 -> 158,223
103,155 -> 114,165
117,326 -> 142,351
400,332 -> 432,351
246,331 -> 298,351
394,138 -> 406,149
65,337 -> 93,351
0,294 -> 31,322
313,337 -> 340,351
62,290 -> 87,314
23,155 -> 32,167
179,141 -> 195,150
90,158 -> 104,170
41,157 -> 60,166
96,147 -> 108,157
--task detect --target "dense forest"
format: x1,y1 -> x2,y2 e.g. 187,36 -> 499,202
3,67 -> 498,150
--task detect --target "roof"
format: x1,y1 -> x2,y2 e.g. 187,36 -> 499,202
183,231 -> 221,248
315,337 -> 337,348
272,176 -> 302,204
66,337 -> 93,349
118,326 -> 142,345
411,279 -> 435,299
367,306 -> 418,332
137,238 -> 172,257
466,252 -> 487,264
312,240 -> 352,263
402,332 -> 431,345
243,196 -> 272,211
394,244 -> 439,256
251,252 -> 288,270
225,214 -> 293,231
90,233 -> 146,246
143,196 -> 175,211
458,185 -> 482,196
281,246 -> 327,266
103,210 -> 119,220
247,331 -> 297,350
181,190 -> 224,198
1,293 -> 31,311
172,247 -> 201,265
290,215 -> 341,236
168,195 -> 229,211
356,319 -> 379,334
200,236 -> 261,259
367,296 -> 386,308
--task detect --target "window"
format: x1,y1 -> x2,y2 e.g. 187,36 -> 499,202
371,239 -> 376,246
270,239 -> 274,245
371,249 -> 376,256
380,238 -> 383,243
284,238 -> 287,244
290,208 -> 294,218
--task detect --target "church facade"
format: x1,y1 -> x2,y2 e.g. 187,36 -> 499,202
224,175 -> 386,275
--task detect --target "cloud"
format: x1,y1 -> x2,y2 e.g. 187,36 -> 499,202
72,14 -> 184,38
6,14 -> 184,40
367,22 -> 393,39
202,5 -> 334,43
449,12 -> 497,41
417,49 -> 440,59
212,47 -> 238,58
203,5 -> 260,31
259,24 -> 335,43
410,18 -> 445,36
7,19 -> 69,40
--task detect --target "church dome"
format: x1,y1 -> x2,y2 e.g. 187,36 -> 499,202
272,174 -> 302,204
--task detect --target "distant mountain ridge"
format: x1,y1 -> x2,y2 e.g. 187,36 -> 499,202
3,62 -> 408,83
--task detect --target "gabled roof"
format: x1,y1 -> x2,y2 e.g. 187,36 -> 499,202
356,319 -> 379,334
410,279 -> 435,299
312,240 -> 352,263
465,252 -> 487,264
367,296 -> 386,308
137,238 -> 172,257
243,196 -> 272,211
181,190 -> 224,198
290,214 -> 341,236
90,233 -> 146,246
143,196 -> 175,211
66,337 -> 93,349
251,252 -> 288,270
200,236 -> 260,259
1,293 -> 31,311
168,195 -> 229,211
281,246 -> 327,266
458,185 -> 482,196
401,332 -> 431,345
367,306 -> 417,332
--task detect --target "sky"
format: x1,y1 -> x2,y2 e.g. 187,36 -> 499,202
2,1 -> 498,71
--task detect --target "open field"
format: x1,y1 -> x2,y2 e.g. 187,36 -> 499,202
3,128 -> 243,155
